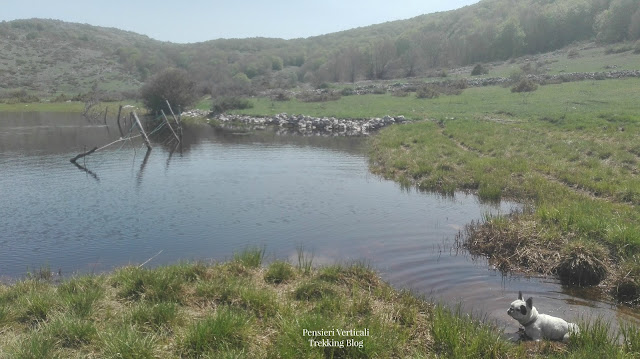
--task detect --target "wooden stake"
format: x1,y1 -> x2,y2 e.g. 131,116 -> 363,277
132,111 -> 152,150
116,105 -> 124,137
161,110 -> 180,143
165,99 -> 179,125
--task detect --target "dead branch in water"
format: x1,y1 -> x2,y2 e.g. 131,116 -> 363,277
71,161 -> 100,181
70,147 -> 98,163
138,250 -> 163,268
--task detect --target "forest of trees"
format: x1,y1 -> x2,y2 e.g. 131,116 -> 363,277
145,0 -> 640,95
1,0 -> 639,99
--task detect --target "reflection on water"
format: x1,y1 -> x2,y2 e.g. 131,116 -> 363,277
0,112 -> 638,332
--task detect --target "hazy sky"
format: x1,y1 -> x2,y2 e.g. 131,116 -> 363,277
1,0 -> 480,43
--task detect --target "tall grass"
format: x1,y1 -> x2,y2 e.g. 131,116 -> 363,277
233,245 -> 265,268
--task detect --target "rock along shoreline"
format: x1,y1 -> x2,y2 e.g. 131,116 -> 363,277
182,112 -> 410,136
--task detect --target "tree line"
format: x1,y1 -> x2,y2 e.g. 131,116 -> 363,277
169,0 -> 640,96
1,0 -> 639,101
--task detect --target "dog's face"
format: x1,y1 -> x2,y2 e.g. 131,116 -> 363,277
507,291 -> 533,323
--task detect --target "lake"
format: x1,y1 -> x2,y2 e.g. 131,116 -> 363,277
1,111 -> 638,332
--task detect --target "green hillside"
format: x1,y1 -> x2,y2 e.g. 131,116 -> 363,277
1,0 -> 639,101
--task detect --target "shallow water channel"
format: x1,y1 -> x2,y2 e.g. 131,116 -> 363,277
1,112 -> 638,333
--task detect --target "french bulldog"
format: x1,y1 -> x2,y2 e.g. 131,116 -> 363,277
507,291 -> 579,342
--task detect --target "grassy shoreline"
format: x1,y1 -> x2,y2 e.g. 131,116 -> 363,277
1,249 -> 639,358
364,78 -> 640,306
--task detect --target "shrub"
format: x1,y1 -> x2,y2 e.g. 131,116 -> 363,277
211,96 -> 253,114
605,44 -> 633,54
340,87 -> 355,96
567,49 -> 580,59
271,90 -> 291,101
511,78 -> 538,93
416,85 -> 439,99
471,64 -> 489,76
296,90 -> 341,102
140,67 -> 197,114
392,89 -> 408,97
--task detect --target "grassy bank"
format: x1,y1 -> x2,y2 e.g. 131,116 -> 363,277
1,248 -> 638,358
366,78 -> 640,305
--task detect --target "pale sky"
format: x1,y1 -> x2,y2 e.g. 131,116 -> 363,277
1,0 -> 480,43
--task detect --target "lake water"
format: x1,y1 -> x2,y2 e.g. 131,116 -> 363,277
1,112 -> 638,332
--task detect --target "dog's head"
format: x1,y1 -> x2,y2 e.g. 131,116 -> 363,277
507,291 -> 534,324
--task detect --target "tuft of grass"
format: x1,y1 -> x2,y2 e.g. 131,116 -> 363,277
45,314 -> 97,348
100,326 -> 158,359
58,275 -> 104,317
555,240 -> 610,286
15,289 -> 58,324
180,307 -> 252,358
296,245 -> 314,275
129,302 -> 179,330
233,246 -> 265,268
264,260 -> 295,284
293,280 -> 337,301
613,256 -> 640,305
111,266 -> 184,303
9,333 -> 59,359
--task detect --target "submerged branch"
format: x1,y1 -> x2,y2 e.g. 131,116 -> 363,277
70,147 -> 98,163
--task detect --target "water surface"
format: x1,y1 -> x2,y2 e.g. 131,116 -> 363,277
1,112 -> 638,332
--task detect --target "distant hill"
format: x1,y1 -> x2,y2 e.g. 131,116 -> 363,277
1,0 -> 638,101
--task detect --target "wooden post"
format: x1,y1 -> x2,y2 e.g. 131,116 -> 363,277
165,99 -> 182,139
103,106 -> 108,125
161,110 -> 180,143
165,99 -> 179,125
132,111 -> 152,150
116,105 -> 124,137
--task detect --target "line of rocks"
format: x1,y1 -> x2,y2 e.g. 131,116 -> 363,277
355,69 -> 640,94
213,113 -> 408,136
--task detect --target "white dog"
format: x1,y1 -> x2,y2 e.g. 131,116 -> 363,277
507,291 -> 579,342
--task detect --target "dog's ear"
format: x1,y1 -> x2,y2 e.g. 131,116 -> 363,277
526,297 -> 533,309
518,291 -> 523,300
519,305 -> 527,315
